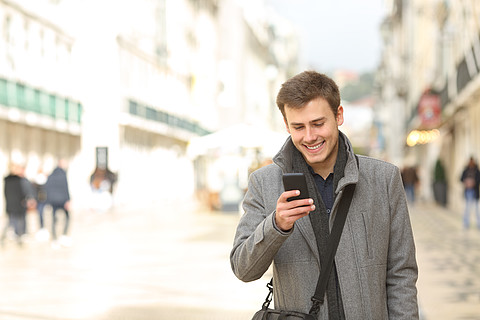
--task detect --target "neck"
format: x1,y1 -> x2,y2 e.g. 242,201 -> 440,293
311,145 -> 338,179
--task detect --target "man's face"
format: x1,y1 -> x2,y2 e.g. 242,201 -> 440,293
284,97 -> 344,174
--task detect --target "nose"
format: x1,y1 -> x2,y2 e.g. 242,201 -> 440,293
305,126 -> 316,142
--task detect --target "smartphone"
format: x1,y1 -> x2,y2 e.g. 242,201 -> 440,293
282,173 -> 310,202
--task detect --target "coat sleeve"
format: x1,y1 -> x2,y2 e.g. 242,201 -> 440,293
20,178 -> 35,200
64,174 -> 71,201
386,166 -> 419,319
230,169 -> 291,282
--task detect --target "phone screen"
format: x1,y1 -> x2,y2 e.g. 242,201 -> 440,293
282,173 -> 309,201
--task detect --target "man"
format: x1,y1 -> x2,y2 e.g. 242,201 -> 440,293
45,158 -> 71,247
230,71 -> 418,319
401,165 -> 419,204
2,162 -> 35,246
460,156 -> 480,229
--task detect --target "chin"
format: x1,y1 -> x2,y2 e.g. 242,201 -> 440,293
303,153 -> 324,165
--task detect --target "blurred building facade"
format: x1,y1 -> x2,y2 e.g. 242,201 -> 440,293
0,0 -> 299,211
376,0 -> 480,209
188,1 -> 300,211
0,0 -> 83,211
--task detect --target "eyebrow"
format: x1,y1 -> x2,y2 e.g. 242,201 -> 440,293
289,117 -> 326,126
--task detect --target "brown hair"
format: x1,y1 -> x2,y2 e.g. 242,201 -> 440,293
276,71 -> 340,120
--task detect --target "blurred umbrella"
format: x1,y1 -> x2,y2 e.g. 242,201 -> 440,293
187,123 -> 288,158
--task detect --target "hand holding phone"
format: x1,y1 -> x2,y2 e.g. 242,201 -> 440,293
275,173 -> 314,232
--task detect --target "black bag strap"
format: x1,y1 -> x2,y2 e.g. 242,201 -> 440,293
308,182 -> 356,315
261,279 -> 274,310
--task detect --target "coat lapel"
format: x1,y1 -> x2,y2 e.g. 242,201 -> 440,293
295,215 -> 320,264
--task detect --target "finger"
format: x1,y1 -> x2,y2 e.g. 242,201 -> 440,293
290,204 -> 315,216
288,198 -> 314,208
281,190 -> 300,202
278,204 -> 315,219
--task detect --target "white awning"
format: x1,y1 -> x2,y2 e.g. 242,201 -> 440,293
187,123 -> 289,159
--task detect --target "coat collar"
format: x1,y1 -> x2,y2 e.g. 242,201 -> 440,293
273,131 -> 359,192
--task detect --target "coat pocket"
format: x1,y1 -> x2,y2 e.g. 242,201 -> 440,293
349,210 -> 374,261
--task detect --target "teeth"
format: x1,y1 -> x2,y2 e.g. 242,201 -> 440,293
306,143 -> 322,150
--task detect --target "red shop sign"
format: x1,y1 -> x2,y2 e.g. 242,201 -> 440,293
418,92 -> 441,129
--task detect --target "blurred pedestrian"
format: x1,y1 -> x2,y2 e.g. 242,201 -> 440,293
401,165 -> 419,204
45,159 -> 71,247
1,162 -> 36,247
460,156 -> 480,230
89,167 -> 116,212
32,167 -> 49,241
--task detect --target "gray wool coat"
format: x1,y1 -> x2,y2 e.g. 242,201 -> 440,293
230,132 -> 419,319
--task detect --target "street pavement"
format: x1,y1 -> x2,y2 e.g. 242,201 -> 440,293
410,201 -> 480,320
0,200 -> 478,319
0,202 -> 269,320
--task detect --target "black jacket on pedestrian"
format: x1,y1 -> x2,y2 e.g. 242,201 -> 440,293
45,167 -> 70,207
460,165 -> 480,199
4,174 -> 33,217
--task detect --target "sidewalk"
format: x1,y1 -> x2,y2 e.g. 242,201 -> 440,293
0,203 -> 268,320
0,200 -> 479,319
409,201 -> 480,320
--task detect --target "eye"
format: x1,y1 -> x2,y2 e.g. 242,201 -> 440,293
314,122 -> 324,127
293,126 -> 304,131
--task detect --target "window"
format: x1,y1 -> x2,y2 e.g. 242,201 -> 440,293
48,94 -> 56,117
24,20 -> 29,50
146,106 -> 156,120
33,89 -> 41,113
63,99 -> 69,120
54,97 -> 66,119
40,29 -> 45,57
4,16 -> 11,44
129,100 -> 138,115
76,102 -> 82,123
16,83 -> 26,109
0,79 -> 7,105
24,86 -> 35,111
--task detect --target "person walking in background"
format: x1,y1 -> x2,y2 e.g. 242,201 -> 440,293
230,71 -> 418,319
460,156 -> 480,230
401,165 -> 419,204
45,158 -> 71,248
1,162 -> 36,247
89,166 -> 116,212
32,167 -> 49,241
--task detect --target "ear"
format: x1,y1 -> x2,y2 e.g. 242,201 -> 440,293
336,106 -> 344,126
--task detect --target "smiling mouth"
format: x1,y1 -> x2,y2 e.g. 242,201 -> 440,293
305,141 -> 324,150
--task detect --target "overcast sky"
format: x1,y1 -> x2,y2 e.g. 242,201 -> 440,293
266,0 -> 386,73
